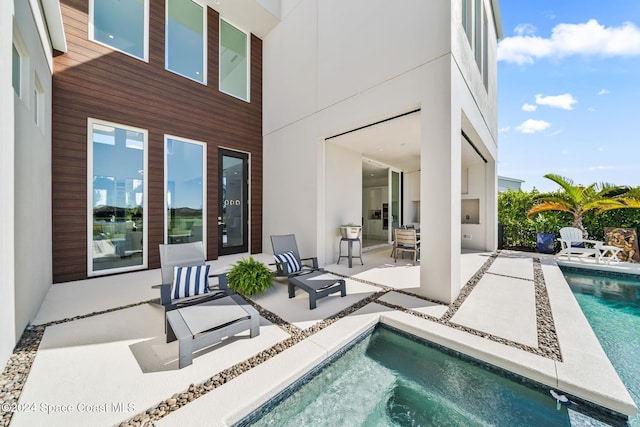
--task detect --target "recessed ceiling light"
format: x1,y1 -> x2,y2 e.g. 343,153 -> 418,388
108,34 -> 114,39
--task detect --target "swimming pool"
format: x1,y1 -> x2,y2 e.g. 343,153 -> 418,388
240,325 -> 601,426
562,267 -> 640,427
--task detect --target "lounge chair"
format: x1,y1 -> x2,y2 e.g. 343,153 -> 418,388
394,228 -> 420,263
270,234 -> 319,276
557,227 -> 602,261
270,234 -> 346,309
158,242 -> 260,368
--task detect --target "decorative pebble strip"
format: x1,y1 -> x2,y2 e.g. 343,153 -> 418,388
0,300 -> 155,427
0,326 -> 44,427
0,253 -> 563,427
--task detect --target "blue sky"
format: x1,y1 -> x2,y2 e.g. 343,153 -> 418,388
497,1 -> 640,192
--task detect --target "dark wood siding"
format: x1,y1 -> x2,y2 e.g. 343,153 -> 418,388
52,0 -> 262,283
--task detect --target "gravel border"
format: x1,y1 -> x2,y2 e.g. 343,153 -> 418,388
0,252 -> 563,427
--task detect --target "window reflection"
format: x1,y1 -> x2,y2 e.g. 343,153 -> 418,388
166,0 -> 205,82
166,137 -> 205,245
220,19 -> 248,100
90,121 -> 146,273
221,155 -> 244,247
92,0 -> 147,60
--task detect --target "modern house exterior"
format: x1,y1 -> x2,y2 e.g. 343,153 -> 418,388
2,0 -> 501,369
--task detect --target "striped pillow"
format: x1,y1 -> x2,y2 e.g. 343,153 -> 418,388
172,265 -> 211,300
274,251 -> 302,274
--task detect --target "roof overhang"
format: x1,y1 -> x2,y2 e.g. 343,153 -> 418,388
205,0 -> 280,39
42,0 -> 67,53
490,0 -> 503,39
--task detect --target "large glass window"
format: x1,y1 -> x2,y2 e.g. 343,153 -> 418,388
88,120 -> 147,275
166,0 -> 206,83
12,42 -> 21,96
90,0 -> 148,61
165,136 -> 206,245
220,19 -> 249,101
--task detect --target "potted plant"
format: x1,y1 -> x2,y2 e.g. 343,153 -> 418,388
530,213 -> 558,254
226,256 -> 274,296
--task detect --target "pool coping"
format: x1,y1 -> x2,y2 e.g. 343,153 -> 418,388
2,251 -> 637,426
156,267 -> 637,427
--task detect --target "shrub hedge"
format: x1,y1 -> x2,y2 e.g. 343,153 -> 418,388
498,189 -> 640,251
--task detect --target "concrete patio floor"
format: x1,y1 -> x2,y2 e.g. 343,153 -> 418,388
2,249 -> 638,426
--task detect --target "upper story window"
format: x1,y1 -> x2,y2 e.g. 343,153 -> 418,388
220,19 -> 249,101
482,8 -> 488,89
166,0 -> 206,83
89,0 -> 149,61
461,0 -> 489,91
12,42 -> 21,96
461,0 -> 472,45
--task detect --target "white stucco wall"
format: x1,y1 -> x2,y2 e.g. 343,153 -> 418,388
323,142 -> 362,263
1,0 -> 17,369
12,0 -> 53,343
263,0 -> 499,303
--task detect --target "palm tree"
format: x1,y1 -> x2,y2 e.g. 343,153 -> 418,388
526,174 -> 631,237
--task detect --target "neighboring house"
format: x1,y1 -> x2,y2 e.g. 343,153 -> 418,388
498,176 -> 525,193
1,0 -> 502,368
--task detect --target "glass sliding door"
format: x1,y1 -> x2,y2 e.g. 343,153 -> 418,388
165,136 -> 206,246
88,119 -> 147,275
218,149 -> 248,255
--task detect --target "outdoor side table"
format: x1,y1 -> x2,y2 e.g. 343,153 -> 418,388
337,237 -> 363,268
288,270 -> 346,309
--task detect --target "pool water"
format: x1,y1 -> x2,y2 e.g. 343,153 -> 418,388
244,326 -> 573,426
562,268 -> 640,426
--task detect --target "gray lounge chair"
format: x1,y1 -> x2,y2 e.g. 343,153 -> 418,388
270,234 -> 319,276
270,234 -> 346,309
158,242 -> 260,368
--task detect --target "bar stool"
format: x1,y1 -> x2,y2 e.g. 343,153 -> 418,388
337,237 -> 363,268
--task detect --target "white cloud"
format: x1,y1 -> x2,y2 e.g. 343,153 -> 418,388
516,119 -> 551,134
514,24 -> 536,36
498,126 -> 511,133
498,19 -> 640,64
522,103 -> 537,112
535,93 -> 577,110
597,89 -> 610,95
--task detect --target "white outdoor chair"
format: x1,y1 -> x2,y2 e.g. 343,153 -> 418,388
557,227 -> 603,261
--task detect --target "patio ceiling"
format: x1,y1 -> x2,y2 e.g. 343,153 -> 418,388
328,112 -> 422,172
328,111 -> 486,174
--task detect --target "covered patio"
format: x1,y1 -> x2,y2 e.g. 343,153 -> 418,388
1,249 -> 637,426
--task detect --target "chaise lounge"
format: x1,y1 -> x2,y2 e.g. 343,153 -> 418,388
158,242 -> 260,368
270,234 -> 346,310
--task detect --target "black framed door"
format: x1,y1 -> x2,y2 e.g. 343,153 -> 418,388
218,149 -> 249,255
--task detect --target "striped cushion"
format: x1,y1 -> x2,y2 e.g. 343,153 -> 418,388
274,251 -> 302,274
172,265 -> 210,300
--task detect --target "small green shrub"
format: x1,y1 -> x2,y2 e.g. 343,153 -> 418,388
227,256 -> 274,296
